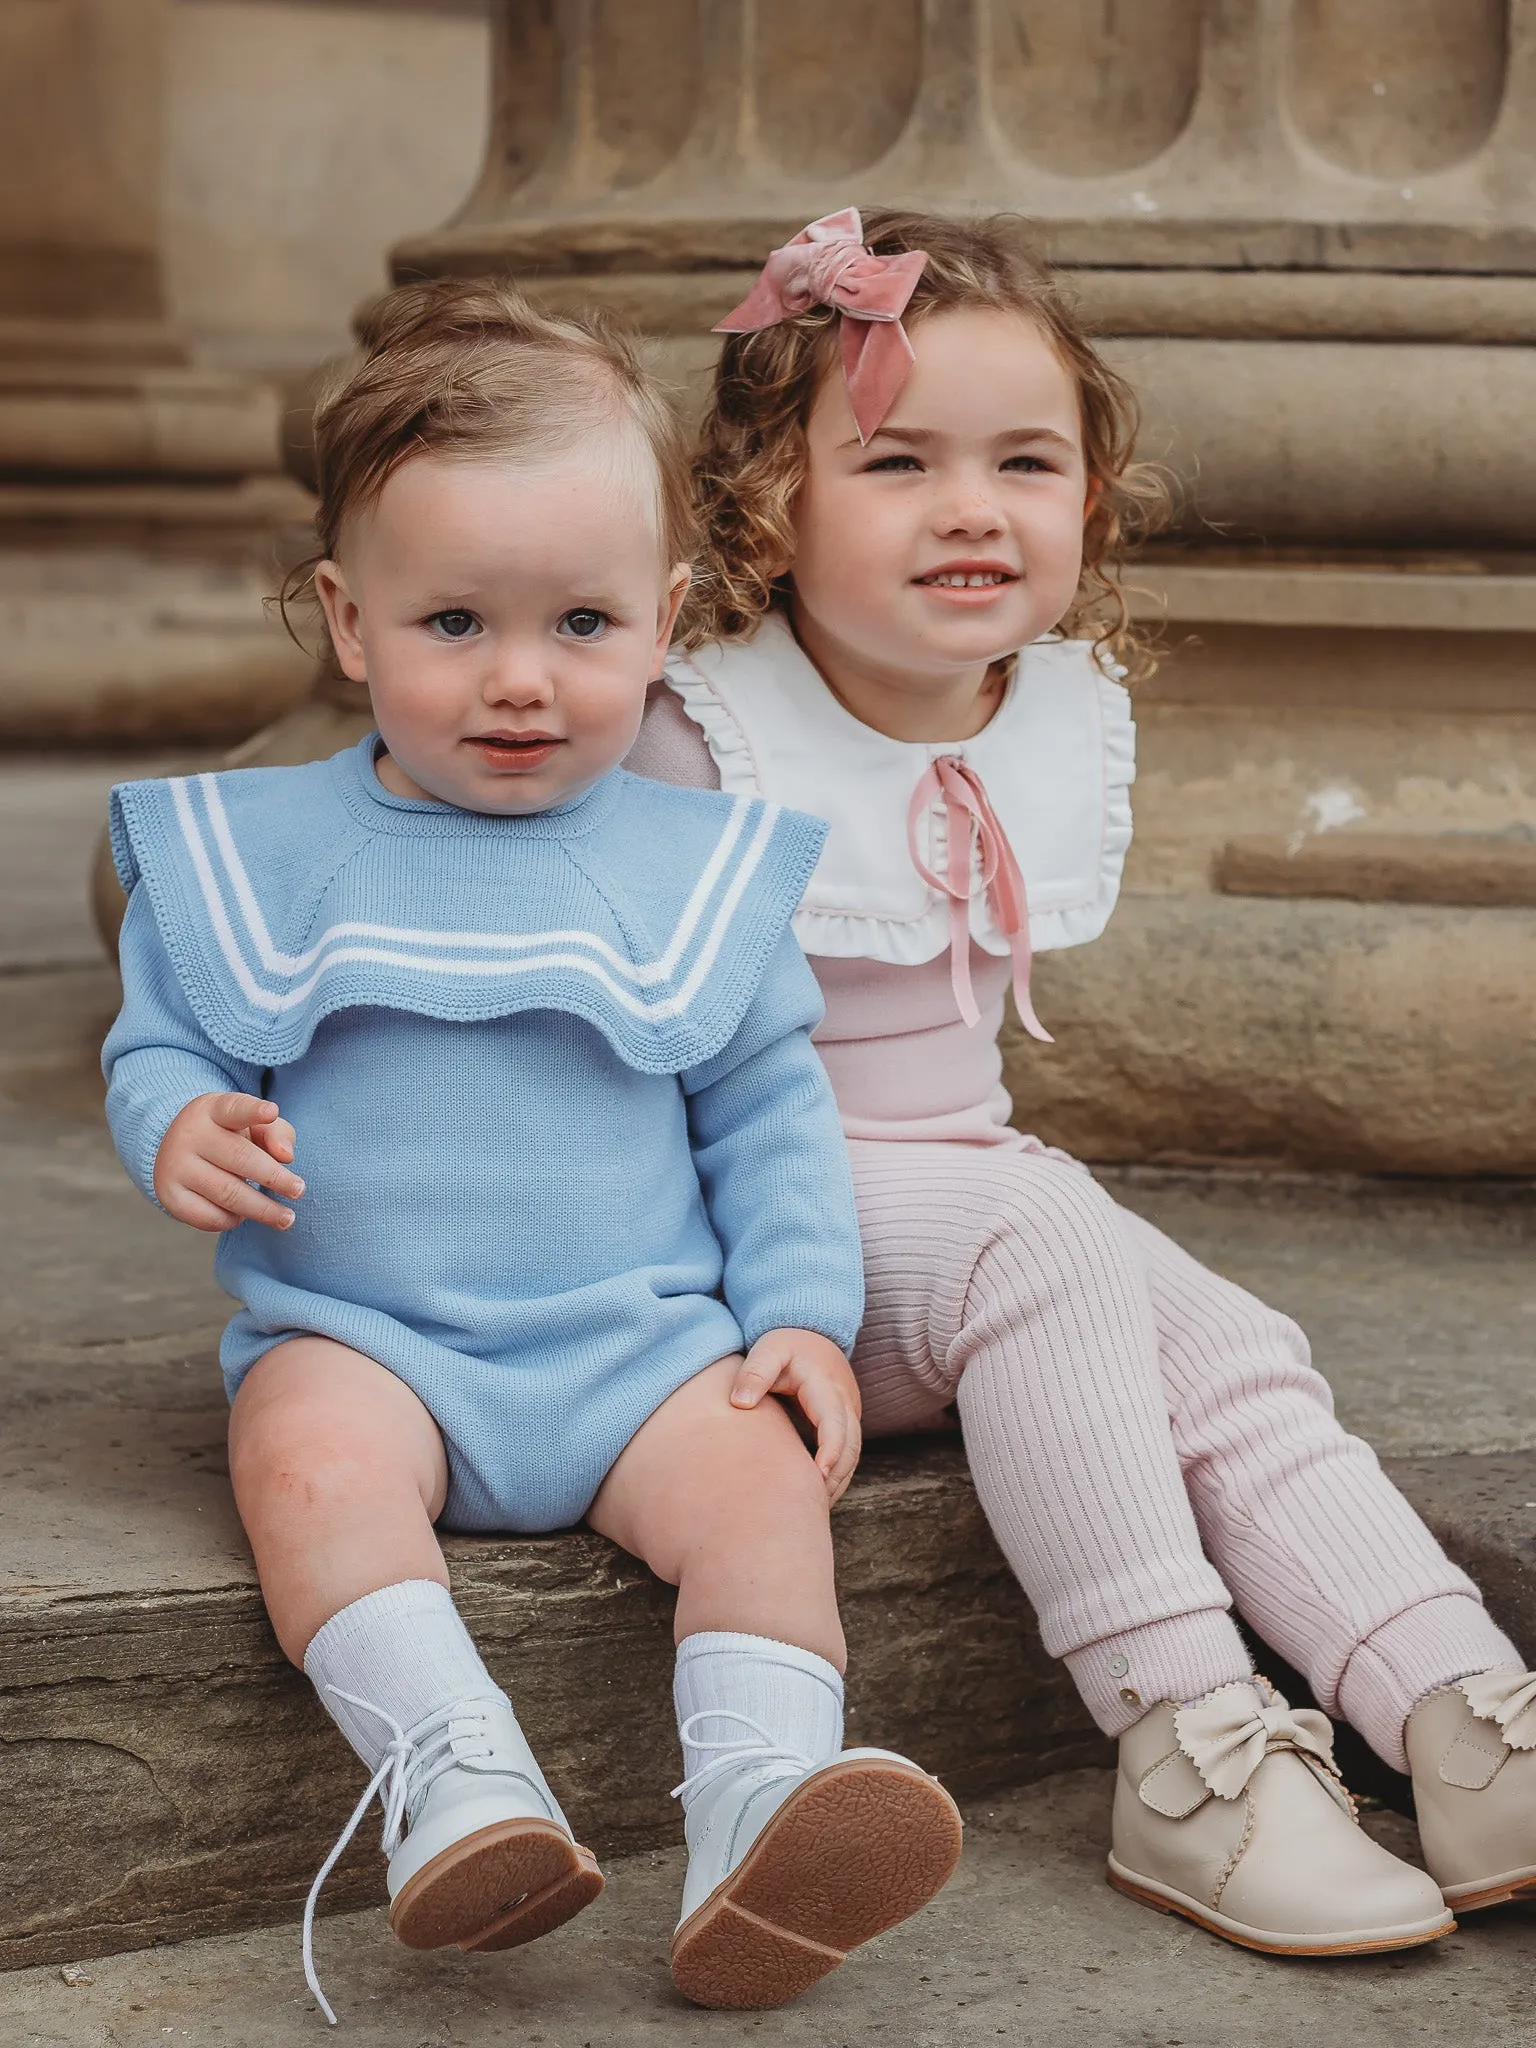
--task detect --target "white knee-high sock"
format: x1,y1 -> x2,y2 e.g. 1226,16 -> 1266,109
302,1578 -> 508,1770
673,1632 -> 844,1807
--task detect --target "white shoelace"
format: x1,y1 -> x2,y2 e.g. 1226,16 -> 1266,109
302,1687 -> 500,2026
670,1709 -> 814,1805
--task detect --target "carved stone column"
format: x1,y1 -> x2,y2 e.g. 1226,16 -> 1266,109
0,0 -> 312,747
395,0 -> 1536,541
248,0 -> 1536,1170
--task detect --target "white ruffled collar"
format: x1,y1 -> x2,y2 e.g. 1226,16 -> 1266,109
663,613 -> 1135,984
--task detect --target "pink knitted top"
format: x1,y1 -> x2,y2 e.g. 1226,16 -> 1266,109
625,685 -> 1020,1147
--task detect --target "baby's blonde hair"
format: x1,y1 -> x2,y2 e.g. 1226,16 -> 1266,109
682,209 -> 1166,676
283,278 -> 697,647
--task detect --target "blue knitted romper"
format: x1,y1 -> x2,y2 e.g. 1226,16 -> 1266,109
102,736 -> 863,1532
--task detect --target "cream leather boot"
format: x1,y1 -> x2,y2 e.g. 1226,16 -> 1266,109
1108,1680 -> 1453,1955
1406,1667 -> 1536,1911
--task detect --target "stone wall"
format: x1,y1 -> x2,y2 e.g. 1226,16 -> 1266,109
162,0 -> 491,378
0,0 -> 491,749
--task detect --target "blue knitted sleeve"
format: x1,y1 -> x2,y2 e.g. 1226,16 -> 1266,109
103,886 -> 263,1204
683,929 -> 864,1352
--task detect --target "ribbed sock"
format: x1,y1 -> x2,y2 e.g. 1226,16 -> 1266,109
673,1631 -> 844,1808
1339,1594 -> 1523,1772
1064,1607 -> 1255,1736
302,1578 -> 507,1770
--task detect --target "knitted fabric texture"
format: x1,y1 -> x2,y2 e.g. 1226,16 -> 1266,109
103,741 -> 864,1533
108,734 -> 828,1074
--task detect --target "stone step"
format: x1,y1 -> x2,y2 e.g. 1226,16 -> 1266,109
6,1772 -> 1535,2048
0,1440 -> 1105,1974
3,965 -> 1534,1973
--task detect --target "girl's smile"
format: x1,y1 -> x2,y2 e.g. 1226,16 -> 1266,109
912,556 -> 1022,604
789,306 -> 1092,744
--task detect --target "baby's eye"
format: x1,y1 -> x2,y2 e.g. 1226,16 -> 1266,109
558,608 -> 609,640
863,454 -> 922,473
427,609 -> 480,640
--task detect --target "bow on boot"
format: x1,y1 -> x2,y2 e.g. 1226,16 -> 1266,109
1461,1667 -> 1536,1751
1138,1681 -> 1354,1820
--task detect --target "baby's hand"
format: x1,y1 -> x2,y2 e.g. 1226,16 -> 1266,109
153,1092 -> 304,1233
731,1329 -> 863,1505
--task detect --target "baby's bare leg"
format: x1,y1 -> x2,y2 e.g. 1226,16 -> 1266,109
588,1356 -> 844,1668
228,1335 -> 450,1664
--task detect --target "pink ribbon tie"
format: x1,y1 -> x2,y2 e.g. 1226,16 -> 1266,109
906,756 -> 1052,1043
714,207 -> 929,444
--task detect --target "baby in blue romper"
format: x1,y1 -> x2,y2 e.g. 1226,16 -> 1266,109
102,281 -> 961,2021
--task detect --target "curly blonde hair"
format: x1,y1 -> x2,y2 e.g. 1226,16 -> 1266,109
282,278 -> 696,651
681,209 -> 1166,676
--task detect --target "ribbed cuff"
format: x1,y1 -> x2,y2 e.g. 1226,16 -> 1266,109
1338,1594 -> 1522,1771
303,1577 -> 500,1770
1064,1607 -> 1254,1736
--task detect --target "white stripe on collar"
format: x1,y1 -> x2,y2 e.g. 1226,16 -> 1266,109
169,774 -> 780,1022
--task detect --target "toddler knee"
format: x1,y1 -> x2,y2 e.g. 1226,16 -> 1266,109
229,1393 -> 376,1508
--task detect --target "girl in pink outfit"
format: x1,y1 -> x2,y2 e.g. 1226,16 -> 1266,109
627,207 -> 1536,1956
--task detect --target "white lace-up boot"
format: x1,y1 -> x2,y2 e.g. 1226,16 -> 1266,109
303,1689 -> 601,2024
1407,1666 -> 1536,1911
1108,1680 -> 1453,1955
669,1710 -> 963,2010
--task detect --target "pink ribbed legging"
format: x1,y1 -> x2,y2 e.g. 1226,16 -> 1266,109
849,1139 -> 1519,1770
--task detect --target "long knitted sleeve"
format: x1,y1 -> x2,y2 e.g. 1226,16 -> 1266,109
683,929 -> 864,1352
103,886 -> 262,1203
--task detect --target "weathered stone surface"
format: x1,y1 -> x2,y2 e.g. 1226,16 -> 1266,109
1004,895 -> 1536,1174
1216,832 -> 1536,908
0,0 -> 318,749
0,1442 -> 1098,1972
5,1438 -> 1531,1976
1382,1455 -> 1536,1657
5,1776 -> 1533,2048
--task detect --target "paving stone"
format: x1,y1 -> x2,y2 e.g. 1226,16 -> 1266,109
2,1774 -> 1533,2048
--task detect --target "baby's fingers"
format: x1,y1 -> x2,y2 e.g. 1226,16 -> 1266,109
206,1091 -> 278,1134
815,1402 -> 862,1505
729,1355 -> 784,1410
158,1182 -> 248,1233
181,1159 -> 296,1231
249,1115 -> 298,1166
208,1132 -> 305,1202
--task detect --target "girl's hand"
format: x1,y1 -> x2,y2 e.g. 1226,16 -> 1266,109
153,1092 -> 304,1233
731,1329 -> 863,1505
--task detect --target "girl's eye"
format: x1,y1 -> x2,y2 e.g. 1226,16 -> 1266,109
863,454 -> 922,473
427,609 -> 479,640
1001,455 -> 1052,474
559,608 -> 609,639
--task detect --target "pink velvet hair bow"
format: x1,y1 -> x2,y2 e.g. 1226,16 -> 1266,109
714,208 -> 929,443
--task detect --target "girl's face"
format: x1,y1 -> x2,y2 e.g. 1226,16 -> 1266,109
315,442 -> 688,814
790,307 -> 1091,702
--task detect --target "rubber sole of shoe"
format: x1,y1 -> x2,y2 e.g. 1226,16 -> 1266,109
1106,1856 -> 1455,1956
670,1756 -> 963,2012
389,1817 -> 603,1952
1439,1865 -> 1536,1913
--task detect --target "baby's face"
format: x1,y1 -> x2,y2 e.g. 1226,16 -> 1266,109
317,441 -> 687,814
790,307 -> 1091,687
